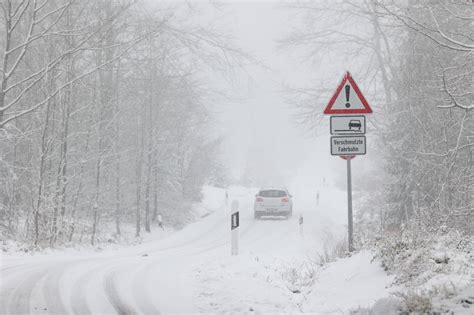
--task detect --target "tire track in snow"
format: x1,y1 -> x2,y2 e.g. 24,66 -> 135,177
0,264 -> 39,313
1,262 -> 39,273
41,263 -> 69,315
66,214 -> 231,314
70,278 -> 92,315
69,259 -> 125,315
0,263 -> 50,286
131,261 -> 161,315
104,268 -> 138,315
3,265 -> 52,314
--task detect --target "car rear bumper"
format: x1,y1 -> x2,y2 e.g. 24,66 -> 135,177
254,204 -> 291,214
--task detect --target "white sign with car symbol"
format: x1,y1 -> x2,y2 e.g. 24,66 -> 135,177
330,115 -> 366,135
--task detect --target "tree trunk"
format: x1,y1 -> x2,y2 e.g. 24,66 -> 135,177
91,153 -> 101,246
144,154 -> 152,233
69,107 -> 93,242
34,98 -> 53,245
7,132 -> 18,234
115,158 -> 121,236
152,173 -> 158,222
135,132 -> 144,237
114,61 -> 122,236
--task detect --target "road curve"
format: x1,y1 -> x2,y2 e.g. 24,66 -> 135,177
0,192 -> 314,314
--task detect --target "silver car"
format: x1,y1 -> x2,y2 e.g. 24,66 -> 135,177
254,188 -> 293,219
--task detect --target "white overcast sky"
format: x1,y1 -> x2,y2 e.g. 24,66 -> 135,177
212,2 -> 317,177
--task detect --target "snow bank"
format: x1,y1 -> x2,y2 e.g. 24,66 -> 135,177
304,250 -> 394,313
195,247 -> 394,313
193,185 -> 227,218
372,228 -> 474,313
195,253 -> 303,314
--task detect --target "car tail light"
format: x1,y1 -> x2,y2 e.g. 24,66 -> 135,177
256,197 -> 263,202
281,197 -> 289,202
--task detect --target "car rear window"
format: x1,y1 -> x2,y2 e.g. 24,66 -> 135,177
258,190 -> 287,197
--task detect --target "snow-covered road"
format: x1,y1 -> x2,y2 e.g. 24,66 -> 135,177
0,184 -> 392,314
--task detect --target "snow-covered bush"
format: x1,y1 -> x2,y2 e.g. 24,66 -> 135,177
315,231 -> 348,266
373,228 -> 472,286
1,238 -> 36,253
280,261 -> 317,292
367,224 -> 473,312
350,296 -> 403,315
394,290 -> 433,313
369,297 -> 403,314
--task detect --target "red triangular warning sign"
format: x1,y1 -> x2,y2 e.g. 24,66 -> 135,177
324,72 -> 372,115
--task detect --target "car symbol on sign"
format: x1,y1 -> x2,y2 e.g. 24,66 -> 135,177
348,120 -> 362,131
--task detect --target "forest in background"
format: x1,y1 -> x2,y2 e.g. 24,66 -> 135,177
0,0 -> 240,247
285,0 -> 472,235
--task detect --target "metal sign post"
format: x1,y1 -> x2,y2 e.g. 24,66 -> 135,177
231,200 -> 239,256
346,158 -> 354,252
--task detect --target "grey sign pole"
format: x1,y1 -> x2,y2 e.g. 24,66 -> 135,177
347,158 -> 354,252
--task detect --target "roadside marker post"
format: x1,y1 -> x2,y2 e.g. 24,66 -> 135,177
299,214 -> 304,238
323,71 -> 372,252
231,200 -> 239,256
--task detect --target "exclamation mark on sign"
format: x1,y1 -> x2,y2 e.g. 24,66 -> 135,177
345,85 -> 351,108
